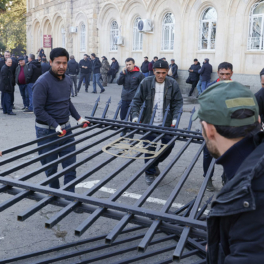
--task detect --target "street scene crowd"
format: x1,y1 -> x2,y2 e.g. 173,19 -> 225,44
0,45 -> 264,263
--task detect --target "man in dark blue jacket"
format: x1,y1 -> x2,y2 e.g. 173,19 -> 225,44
169,59 -> 178,79
193,81 -> 264,264
199,58 -> 212,92
41,57 -> 51,74
108,57 -> 119,83
141,56 -> 150,77
67,55 -> 79,97
33,48 -> 89,193
91,53 -> 105,94
117,57 -> 144,137
77,54 -> 92,93
188,59 -> 201,96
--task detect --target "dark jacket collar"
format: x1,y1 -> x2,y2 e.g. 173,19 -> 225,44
49,69 -> 65,80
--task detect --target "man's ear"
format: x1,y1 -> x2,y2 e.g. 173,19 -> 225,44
49,60 -> 52,66
201,121 -> 217,140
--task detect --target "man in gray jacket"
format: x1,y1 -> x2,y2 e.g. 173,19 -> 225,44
132,59 -> 183,185
15,57 -> 29,110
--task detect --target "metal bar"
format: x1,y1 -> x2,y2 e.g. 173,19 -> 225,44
0,177 -> 207,229
173,159 -> 215,259
172,198 -> 196,215
137,141 -> 206,252
175,107 -> 183,129
195,195 -> 213,221
187,107 -> 196,131
101,97 -> 111,118
0,225 -> 143,264
113,100 -> 122,120
90,95 -> 100,117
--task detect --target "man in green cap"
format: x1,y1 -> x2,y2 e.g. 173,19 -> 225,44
193,81 -> 264,263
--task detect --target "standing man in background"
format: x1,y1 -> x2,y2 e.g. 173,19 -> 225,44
141,56 -> 150,77
77,54 -> 91,93
169,59 -> 178,80
100,56 -> 110,87
188,59 -> 201,97
117,57 -> 145,137
91,53 -> 105,94
15,57 -> 29,110
199,58 -> 212,92
67,55 -> 79,97
148,56 -> 158,76
108,57 -> 119,83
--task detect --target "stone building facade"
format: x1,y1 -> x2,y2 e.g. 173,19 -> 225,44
26,0 -> 264,93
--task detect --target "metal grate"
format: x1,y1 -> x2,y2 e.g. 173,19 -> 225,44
0,97 -> 214,263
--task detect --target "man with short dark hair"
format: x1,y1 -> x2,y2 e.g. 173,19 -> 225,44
188,58 -> 201,97
33,47 -> 89,192
132,59 -> 183,185
200,58 -> 212,92
67,55 -> 79,97
203,62 -> 234,191
117,57 -> 145,137
141,56 -> 150,77
41,57 -> 51,74
169,59 -> 178,79
192,81 -> 264,263
91,53 -> 105,94
77,54 -> 92,93
148,56 -> 158,76
108,57 -> 119,83
15,57 -> 29,110
25,54 -> 42,113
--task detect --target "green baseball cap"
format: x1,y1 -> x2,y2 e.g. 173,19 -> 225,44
192,81 -> 259,127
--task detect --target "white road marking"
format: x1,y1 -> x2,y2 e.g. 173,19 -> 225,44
0,237 -> 4,240
76,180 -> 209,215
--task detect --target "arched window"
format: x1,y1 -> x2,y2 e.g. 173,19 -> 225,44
110,21 -> 119,51
162,13 -> 175,50
61,26 -> 66,48
133,17 -> 143,51
199,7 -> 217,50
248,1 -> 264,50
80,23 -> 86,52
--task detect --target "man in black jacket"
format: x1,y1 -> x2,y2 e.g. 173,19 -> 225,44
188,59 -> 201,96
91,53 -> 105,94
67,55 -> 79,97
25,54 -> 42,113
193,81 -> 264,264
108,57 -> 119,83
169,59 -> 178,80
1,58 -> 15,115
132,59 -> 183,185
41,57 -> 51,74
77,54 -> 91,93
141,56 -> 150,77
200,58 -> 212,92
254,68 -> 264,125
117,57 -> 144,137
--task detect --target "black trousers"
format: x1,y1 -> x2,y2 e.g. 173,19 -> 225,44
77,73 -> 91,91
189,80 -> 199,96
69,75 -> 77,95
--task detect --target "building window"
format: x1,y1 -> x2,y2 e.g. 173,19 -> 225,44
162,13 -> 175,50
61,27 -> 66,48
199,7 -> 217,50
248,1 -> 264,50
110,21 -> 119,51
80,23 -> 86,52
133,17 -> 143,51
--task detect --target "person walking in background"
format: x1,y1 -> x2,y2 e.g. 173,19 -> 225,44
108,57 -> 119,83
117,57 -> 145,137
148,56 -> 158,76
25,54 -> 42,113
1,58 -> 15,115
188,58 -> 201,97
67,55 -> 79,97
41,57 -> 51,74
169,59 -> 178,80
141,56 -> 150,77
199,58 -> 212,92
91,53 -> 105,94
77,54 -> 92,93
100,56 -> 110,87
37,48 -> 45,58
15,57 -> 29,110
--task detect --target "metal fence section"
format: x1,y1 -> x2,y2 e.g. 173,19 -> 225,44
0,97 -> 214,263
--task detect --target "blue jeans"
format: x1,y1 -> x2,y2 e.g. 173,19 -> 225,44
35,124 -> 77,192
143,72 -> 149,78
2,92 -> 12,114
201,81 -> 210,92
196,80 -> 202,95
93,73 -> 104,92
19,84 -> 29,108
144,134 -> 175,175
27,83 -> 34,111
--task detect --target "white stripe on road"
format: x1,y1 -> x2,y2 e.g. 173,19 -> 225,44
76,180 -> 209,214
